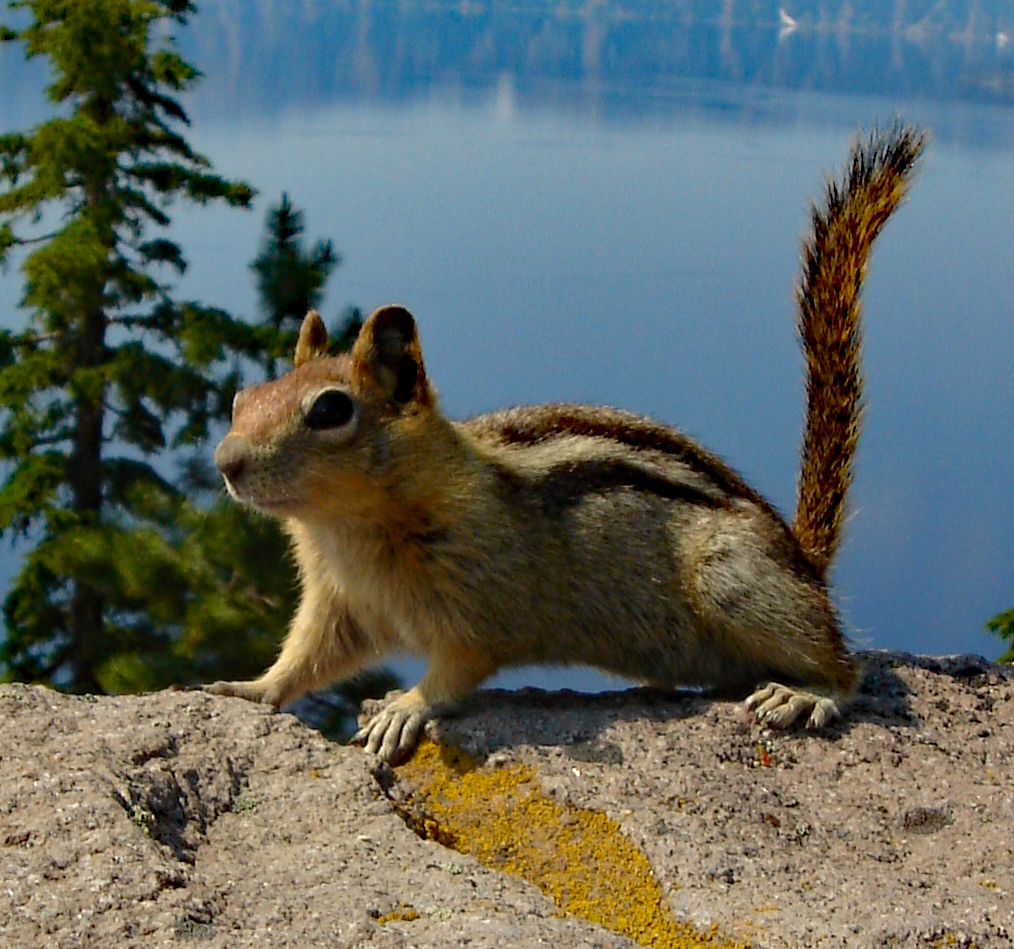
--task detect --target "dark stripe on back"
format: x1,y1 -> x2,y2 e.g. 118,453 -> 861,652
471,403 -> 827,582
470,402 -> 770,509
494,455 -> 728,516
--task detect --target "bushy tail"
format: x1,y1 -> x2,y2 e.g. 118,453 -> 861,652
793,123 -> 926,575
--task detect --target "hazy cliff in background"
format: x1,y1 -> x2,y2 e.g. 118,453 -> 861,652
187,0 -> 1013,125
2,0 -> 1011,130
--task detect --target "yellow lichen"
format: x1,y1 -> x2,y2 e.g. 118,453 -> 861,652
929,937 -> 979,949
376,903 -> 420,924
398,741 -> 746,949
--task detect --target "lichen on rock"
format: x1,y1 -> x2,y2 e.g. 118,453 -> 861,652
394,741 -> 743,948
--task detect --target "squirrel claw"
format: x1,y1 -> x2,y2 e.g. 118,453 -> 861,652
745,682 -> 840,730
353,691 -> 430,764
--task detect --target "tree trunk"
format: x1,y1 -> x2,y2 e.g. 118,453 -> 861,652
65,92 -> 117,692
66,304 -> 107,693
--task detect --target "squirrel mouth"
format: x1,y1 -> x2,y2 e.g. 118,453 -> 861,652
222,478 -> 292,513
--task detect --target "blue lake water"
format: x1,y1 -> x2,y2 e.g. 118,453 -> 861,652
1,1 -> 1013,691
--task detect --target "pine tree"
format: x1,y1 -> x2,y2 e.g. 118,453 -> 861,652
0,0 -> 263,690
248,192 -> 363,378
250,193 -> 336,377
0,3 -> 398,734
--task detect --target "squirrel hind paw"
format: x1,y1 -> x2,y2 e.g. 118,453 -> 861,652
744,682 -> 840,730
353,690 -> 431,764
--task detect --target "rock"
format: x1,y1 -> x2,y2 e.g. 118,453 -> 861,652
1,650 -> 1012,948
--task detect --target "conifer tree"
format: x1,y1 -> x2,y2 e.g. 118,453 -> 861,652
0,0 -> 263,690
250,193 -> 336,378
0,2 -> 397,733
248,192 -> 363,377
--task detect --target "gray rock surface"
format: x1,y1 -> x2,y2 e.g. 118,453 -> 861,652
2,650 -> 1012,948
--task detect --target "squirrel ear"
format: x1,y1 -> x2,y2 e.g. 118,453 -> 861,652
294,310 -> 329,368
351,305 -> 431,406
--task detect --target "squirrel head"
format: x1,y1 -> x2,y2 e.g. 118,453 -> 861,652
214,305 -> 445,522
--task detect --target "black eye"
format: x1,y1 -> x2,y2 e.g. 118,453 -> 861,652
304,389 -> 356,431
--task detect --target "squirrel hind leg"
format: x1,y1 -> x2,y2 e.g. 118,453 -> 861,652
744,682 -> 841,730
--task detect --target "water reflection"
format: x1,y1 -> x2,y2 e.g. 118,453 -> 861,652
2,1 -> 1013,137
172,0 -> 1014,135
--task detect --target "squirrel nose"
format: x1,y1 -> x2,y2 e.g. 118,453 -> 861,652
214,434 -> 248,484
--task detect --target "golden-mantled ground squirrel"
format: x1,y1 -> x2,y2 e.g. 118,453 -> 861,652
207,124 -> 924,763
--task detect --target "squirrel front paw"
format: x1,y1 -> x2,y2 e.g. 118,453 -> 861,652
353,687 -> 431,764
744,682 -> 840,730
201,679 -> 284,708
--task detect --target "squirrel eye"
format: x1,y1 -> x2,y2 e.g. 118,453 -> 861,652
304,389 -> 356,431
